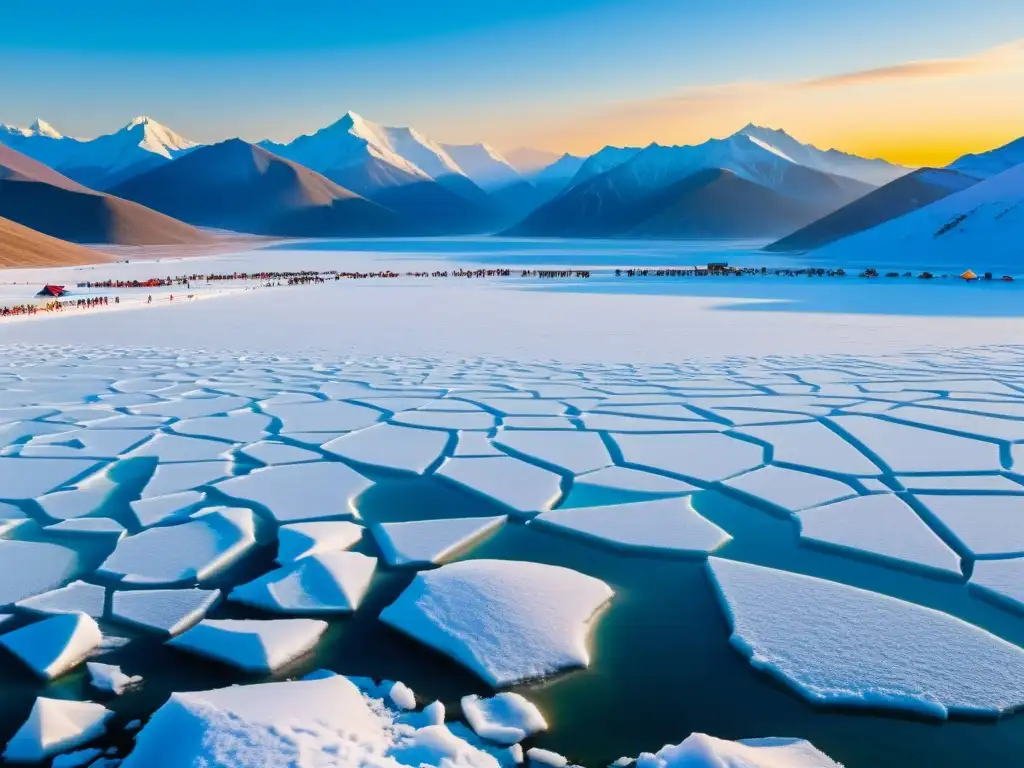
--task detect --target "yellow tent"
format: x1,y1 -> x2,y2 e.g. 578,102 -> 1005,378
960,269 -> 978,281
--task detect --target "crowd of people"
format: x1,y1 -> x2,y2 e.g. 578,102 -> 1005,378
1,295 -> 118,317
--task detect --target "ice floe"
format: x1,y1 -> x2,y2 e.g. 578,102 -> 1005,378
571,465 -> 699,499
534,497 -> 730,556
723,465 -> 858,515
373,516 -> 506,566
125,433 -> 236,463
168,618 -> 329,673
323,422 -> 451,473
122,675 -> 388,767
0,540 -> 78,606
98,507 -> 257,585
436,456 -> 564,517
830,415 -> 1002,474
264,400 -> 381,434
0,612 -> 103,680
138,461 -> 232,498
215,462 -> 372,523
381,559 -> 613,686
393,409 -> 498,431
111,588 -> 220,637
613,432 -> 764,482
87,661 -> 142,695
230,551 -> 377,613
527,747 -> 567,767
917,494 -> 1024,557
171,412 -> 273,444
132,395 -> 252,420
238,440 -> 322,465
277,520 -> 364,563
129,490 -> 205,527
632,733 -> 841,768
900,474 -> 1024,493
494,429 -> 612,474
0,501 -> 30,534
45,518 -> 126,539
16,580 -> 106,618
20,428 -> 152,459
708,557 -> 1024,718
2,697 -> 113,763
462,692 -> 547,745
739,421 -> 882,476
0,457 -> 100,500
796,494 -> 961,576
970,558 -> 1024,613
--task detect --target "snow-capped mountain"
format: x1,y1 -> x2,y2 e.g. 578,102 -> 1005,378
813,162 -> 1024,269
0,116 -> 199,189
262,112 -> 492,232
736,124 -> 910,186
441,142 -> 525,190
505,146 -> 562,174
948,136 -> 1024,179
508,131 -> 875,238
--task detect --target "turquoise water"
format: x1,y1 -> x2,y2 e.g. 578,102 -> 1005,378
3,468 -> 1024,767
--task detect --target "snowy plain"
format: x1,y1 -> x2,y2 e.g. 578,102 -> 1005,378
3,238 -> 1024,766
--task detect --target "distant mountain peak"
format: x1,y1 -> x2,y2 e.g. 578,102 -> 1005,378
29,118 -> 63,139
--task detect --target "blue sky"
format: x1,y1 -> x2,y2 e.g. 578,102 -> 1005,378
2,0 -> 1022,163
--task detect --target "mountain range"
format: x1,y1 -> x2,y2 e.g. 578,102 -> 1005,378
0,110 -> 1022,268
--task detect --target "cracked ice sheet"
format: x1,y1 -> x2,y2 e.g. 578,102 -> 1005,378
723,465 -> 858,515
125,433 -> 236,463
737,422 -> 882,476
0,457 -> 100,500
238,441 -> 322,466
131,396 -> 253,420
171,412 -> 273,444
533,497 -> 730,556
392,409 -> 497,431
708,557 -> 1024,719
612,432 -> 764,482
435,456 -> 564,518
215,461 -> 373,523
373,516 -> 507,566
916,495 -> 1024,557
881,406 -> 1024,442
262,401 -> 381,434
829,415 -> 1002,474
796,494 -> 962,577
322,422 -> 450,474
140,461 -> 233,498
494,429 -> 612,475
0,540 -> 79,606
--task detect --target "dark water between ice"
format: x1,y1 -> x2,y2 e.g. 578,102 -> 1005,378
2,469 -> 1023,767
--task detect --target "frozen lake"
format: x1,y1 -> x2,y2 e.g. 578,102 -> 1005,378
2,239 -> 1024,767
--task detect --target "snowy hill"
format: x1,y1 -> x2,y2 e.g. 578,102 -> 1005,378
737,124 -> 910,186
814,162 -> 1024,269
767,167 -> 980,252
948,136 -> 1024,179
0,116 -> 199,189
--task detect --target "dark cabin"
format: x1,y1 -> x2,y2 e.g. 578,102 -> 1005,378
37,285 -> 67,297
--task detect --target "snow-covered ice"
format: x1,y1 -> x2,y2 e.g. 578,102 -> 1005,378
168,618 -> 329,673
98,507 -> 257,585
381,559 -> 613,686
2,698 -> 113,763
462,692 -> 548,745
16,580 -> 106,618
915,494 -> 1024,557
129,490 -> 205,527
277,520 -> 364,563
229,551 -> 378,613
171,412 -> 272,444
970,558 -> 1024,613
138,460 -> 232,499
0,612 -> 103,680
632,733 -> 841,768
0,457 -> 99,500
322,422 -> 451,473
125,433 -> 236,463
527,747 -> 568,767
238,440 -> 322,465
87,661 -> 142,695
111,588 -> 220,637
723,465 -> 857,514
796,494 -> 962,576
738,421 -> 881,476
612,432 -> 764,482
708,557 -> 1024,718
263,400 -> 382,434
45,517 -> 126,538
373,516 -> 507,566
571,466 -> 699,499
0,540 -> 78,606
214,462 -> 372,523
533,497 -> 730,556
494,429 -> 612,475
436,456 -> 564,517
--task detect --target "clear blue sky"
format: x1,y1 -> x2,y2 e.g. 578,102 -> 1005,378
1,0 -> 1022,162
